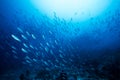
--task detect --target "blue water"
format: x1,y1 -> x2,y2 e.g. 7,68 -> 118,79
0,0 -> 120,80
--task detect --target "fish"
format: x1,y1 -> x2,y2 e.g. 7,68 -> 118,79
22,61 -> 27,65
40,43 -> 44,47
59,50 -> 63,53
11,46 -> 16,50
49,30 -> 53,35
33,58 -> 37,62
55,59 -> 59,63
29,44 -> 34,49
26,60 -> 31,64
42,52 -> 45,58
25,56 -> 31,60
46,42 -> 50,47
55,65 -> 58,68
12,50 -> 17,54
23,43 -> 28,48
59,54 -> 63,58
45,46 -> 49,53
21,34 -> 27,40
42,35 -> 45,40
17,27 -> 23,33
51,45 -> 55,48
31,34 -> 36,39
43,61 -> 49,66
55,40 -> 58,45
11,34 -> 21,42
13,55 -> 18,59
35,52 -> 39,56
50,50 -> 54,55
21,48 -> 28,53
26,31 -> 30,36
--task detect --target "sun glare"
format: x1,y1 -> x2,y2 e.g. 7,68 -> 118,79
31,0 -> 112,22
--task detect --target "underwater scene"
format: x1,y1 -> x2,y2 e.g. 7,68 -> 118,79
0,0 -> 120,80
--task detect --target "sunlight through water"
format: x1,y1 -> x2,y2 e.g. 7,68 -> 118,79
31,0 -> 112,22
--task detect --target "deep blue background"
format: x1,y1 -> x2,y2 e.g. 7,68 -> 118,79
0,0 -> 120,79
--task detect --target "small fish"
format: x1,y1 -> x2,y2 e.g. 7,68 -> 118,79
42,53 -> 45,58
25,56 -> 31,60
29,45 -> 34,49
49,30 -> 53,35
39,46 -> 43,50
42,35 -> 45,40
34,47 -> 38,50
55,40 -> 58,45
12,50 -> 17,54
43,61 -> 49,66
59,50 -> 63,53
63,59 -> 67,63
11,34 -> 21,42
22,61 -> 26,64
51,45 -> 55,48
17,27 -> 23,33
46,42 -> 50,47
21,48 -> 28,53
50,50 -> 54,55
33,58 -> 37,62
13,55 -> 18,59
26,31 -> 30,36
55,65 -> 58,68
21,35 -> 27,40
26,60 -> 31,64
40,43 -> 43,47
11,46 -> 16,50
31,34 -> 36,39
59,54 -> 63,58
23,43 -> 28,48
45,46 -> 49,53
55,59 -> 59,63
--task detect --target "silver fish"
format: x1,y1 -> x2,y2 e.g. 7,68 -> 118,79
11,34 -> 21,42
